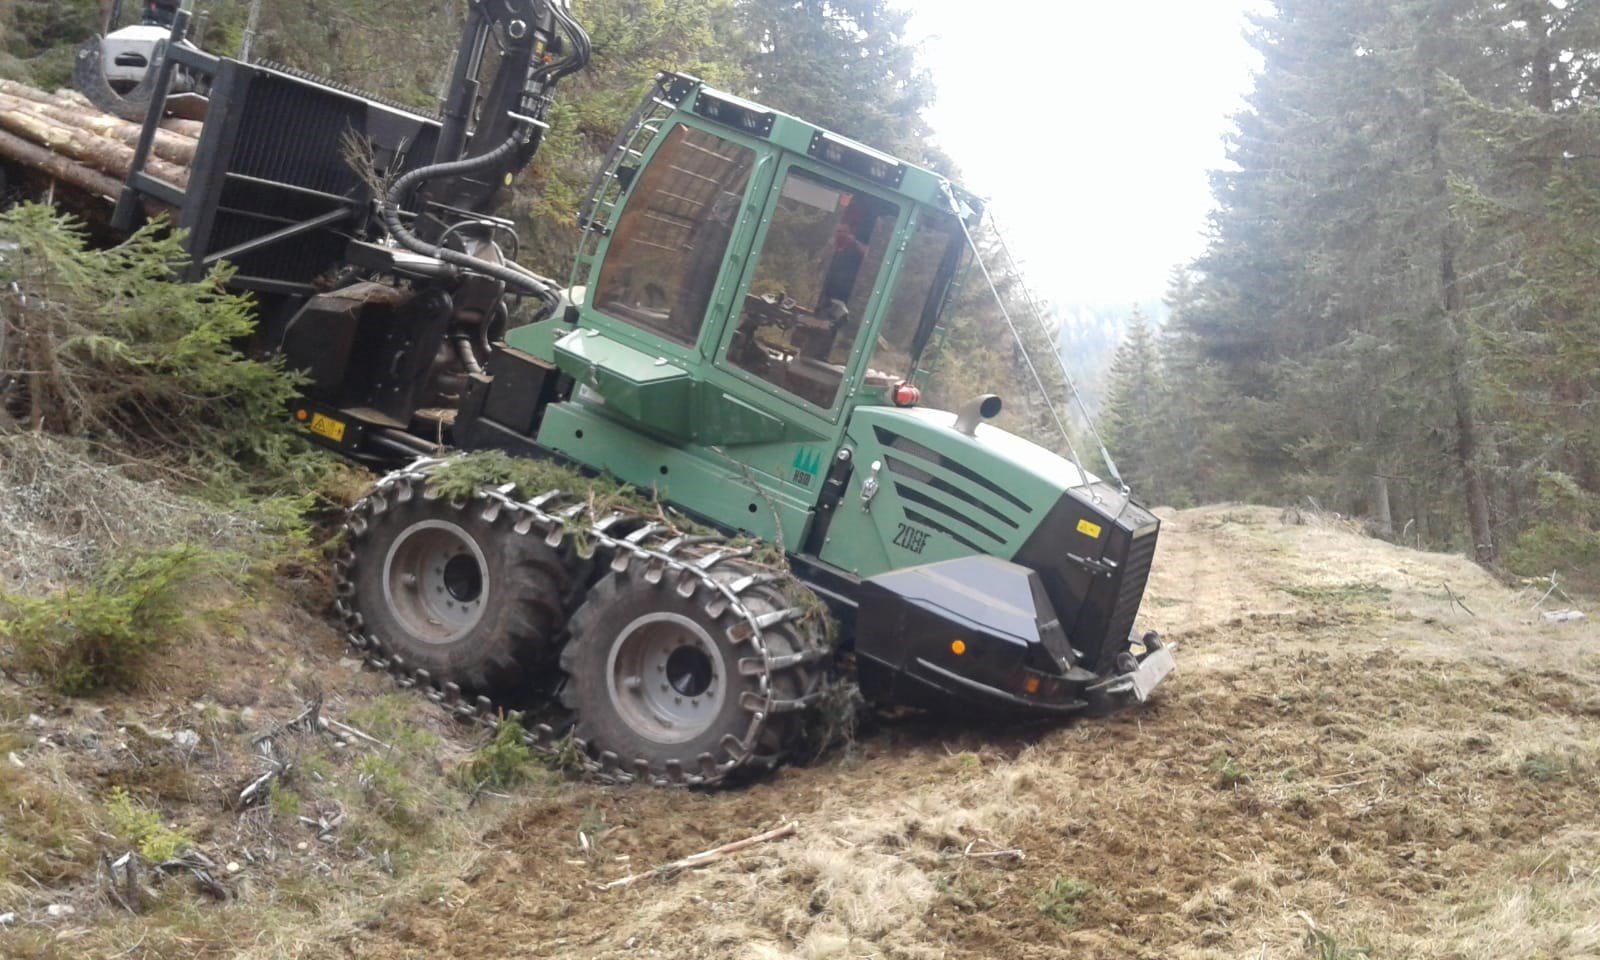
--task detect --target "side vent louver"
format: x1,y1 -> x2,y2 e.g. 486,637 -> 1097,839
874,426 -> 1030,551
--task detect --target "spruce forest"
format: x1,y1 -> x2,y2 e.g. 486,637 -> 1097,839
1102,0 -> 1600,588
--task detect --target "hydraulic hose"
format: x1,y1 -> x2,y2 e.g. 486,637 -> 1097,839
378,1 -> 591,316
451,332 -> 486,377
547,1 -> 591,83
380,133 -> 560,312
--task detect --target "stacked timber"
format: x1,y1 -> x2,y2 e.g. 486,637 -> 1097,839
0,79 -> 197,204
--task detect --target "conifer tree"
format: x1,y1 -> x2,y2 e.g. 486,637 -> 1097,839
1100,311 -> 1164,499
1178,0 -> 1517,557
1448,1 -> 1600,580
733,0 -> 940,166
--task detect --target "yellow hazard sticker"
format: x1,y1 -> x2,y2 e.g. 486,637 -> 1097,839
309,413 -> 346,443
1076,518 -> 1103,539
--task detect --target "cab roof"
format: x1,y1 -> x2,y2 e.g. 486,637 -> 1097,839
655,72 -> 984,221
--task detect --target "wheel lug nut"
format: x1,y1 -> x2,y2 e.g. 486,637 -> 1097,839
624,676 -> 641,690
674,697 -> 682,704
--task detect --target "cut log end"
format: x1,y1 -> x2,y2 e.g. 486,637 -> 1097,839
0,77 -> 196,200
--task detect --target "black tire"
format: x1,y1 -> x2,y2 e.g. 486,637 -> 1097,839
341,476 -> 574,698
560,557 -> 825,784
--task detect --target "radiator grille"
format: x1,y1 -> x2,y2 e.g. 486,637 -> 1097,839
230,73 -> 369,196
1099,530 -> 1158,670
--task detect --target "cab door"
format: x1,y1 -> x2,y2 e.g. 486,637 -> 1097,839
706,161 -> 905,492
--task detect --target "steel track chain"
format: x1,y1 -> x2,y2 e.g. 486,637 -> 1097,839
331,456 -> 835,787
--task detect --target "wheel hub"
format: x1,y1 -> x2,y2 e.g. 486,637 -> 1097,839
666,645 -> 714,697
381,519 -> 489,644
606,612 -> 727,744
442,552 -> 483,603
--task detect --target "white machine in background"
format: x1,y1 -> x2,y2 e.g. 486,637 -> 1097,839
74,0 -> 205,120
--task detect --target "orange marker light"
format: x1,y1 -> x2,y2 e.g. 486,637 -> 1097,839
294,409 -> 309,422
1024,676 -> 1041,694
950,639 -> 967,656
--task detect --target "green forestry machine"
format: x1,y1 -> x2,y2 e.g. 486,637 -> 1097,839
45,0 -> 1172,784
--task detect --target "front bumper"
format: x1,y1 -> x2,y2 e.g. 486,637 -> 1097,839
853,555 -> 1175,716
881,631 -> 1175,716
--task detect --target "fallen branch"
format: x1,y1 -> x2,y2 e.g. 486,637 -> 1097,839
157,850 -> 228,901
296,805 -> 344,840
961,838 -> 1024,861
1442,582 -> 1476,617
1529,571 -> 1578,620
235,761 -> 283,808
599,821 -> 798,890
318,714 -> 390,750
253,700 -> 322,744
237,703 -> 318,808
100,851 -> 151,914
1531,575 -> 1562,613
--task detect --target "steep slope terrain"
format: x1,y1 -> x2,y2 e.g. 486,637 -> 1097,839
3,504 -> 1597,959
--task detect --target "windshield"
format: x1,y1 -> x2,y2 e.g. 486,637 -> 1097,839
864,210 -> 965,386
725,169 -> 899,410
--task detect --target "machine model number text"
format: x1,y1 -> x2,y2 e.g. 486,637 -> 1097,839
893,522 -> 930,554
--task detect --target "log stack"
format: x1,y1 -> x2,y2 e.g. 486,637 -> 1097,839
0,78 -> 197,206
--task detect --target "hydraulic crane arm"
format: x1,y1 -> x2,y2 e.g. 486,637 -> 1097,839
378,0 -> 590,305
412,0 -> 592,234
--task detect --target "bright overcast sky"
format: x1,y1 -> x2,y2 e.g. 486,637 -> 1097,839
901,1 -> 1265,308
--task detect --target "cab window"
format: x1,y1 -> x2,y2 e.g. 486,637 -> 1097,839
593,125 -> 756,346
725,169 -> 898,409
866,210 -> 963,385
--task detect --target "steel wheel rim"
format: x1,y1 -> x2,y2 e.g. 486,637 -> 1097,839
381,519 -> 489,644
605,612 -> 727,744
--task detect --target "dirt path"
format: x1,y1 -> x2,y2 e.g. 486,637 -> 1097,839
5,505 -> 1598,959
338,507 -> 1600,960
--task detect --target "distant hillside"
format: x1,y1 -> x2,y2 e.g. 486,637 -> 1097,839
1054,297 -> 1169,414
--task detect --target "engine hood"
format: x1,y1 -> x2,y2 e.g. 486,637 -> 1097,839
839,406 -> 1154,559
823,405 -> 1159,670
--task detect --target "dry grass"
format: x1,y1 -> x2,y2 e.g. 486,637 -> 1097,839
0,432 -> 269,593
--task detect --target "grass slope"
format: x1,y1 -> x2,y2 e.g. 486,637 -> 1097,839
1,504 -> 1597,959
